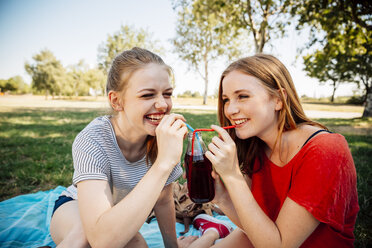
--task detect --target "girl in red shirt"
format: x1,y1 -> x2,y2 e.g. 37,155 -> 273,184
186,54 -> 359,247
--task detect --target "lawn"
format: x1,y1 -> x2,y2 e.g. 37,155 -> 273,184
0,107 -> 371,247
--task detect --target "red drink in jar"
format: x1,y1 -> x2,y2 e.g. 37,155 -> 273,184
184,132 -> 215,203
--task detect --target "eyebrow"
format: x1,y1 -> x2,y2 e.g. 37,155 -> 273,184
137,87 -> 173,93
222,89 -> 249,97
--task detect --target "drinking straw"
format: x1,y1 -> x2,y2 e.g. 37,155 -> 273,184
194,125 -> 236,132
185,123 -> 202,151
190,125 -> 236,165
185,123 -> 195,132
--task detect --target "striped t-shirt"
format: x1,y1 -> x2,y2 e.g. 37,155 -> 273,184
62,116 -> 183,204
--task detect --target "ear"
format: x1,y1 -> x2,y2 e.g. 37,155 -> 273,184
275,89 -> 287,111
108,91 -> 123,111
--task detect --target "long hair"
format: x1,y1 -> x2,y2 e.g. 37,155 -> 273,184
106,47 -> 173,165
217,54 -> 327,175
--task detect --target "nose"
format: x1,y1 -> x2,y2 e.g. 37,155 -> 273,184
155,95 -> 168,110
225,100 -> 239,117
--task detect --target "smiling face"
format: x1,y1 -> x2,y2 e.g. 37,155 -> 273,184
222,70 -> 282,141
118,63 -> 173,136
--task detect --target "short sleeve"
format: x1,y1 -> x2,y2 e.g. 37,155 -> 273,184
288,134 -> 358,232
165,162 -> 183,186
72,133 -> 110,186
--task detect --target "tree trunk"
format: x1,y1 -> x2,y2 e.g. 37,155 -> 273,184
362,91 -> 372,117
330,80 -> 337,103
203,55 -> 209,105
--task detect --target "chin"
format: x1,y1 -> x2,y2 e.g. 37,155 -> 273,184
235,130 -> 251,140
145,125 -> 157,136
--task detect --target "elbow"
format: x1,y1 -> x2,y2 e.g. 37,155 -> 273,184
87,236 -> 110,248
85,230 -> 114,248
87,231 -> 133,248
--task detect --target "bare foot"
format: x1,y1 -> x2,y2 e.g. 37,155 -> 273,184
177,236 -> 198,248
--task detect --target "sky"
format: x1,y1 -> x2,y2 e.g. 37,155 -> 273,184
0,0 -> 357,98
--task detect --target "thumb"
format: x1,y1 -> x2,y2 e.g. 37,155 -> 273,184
212,171 -> 222,186
211,170 -> 218,179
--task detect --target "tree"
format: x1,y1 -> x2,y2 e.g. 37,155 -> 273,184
97,25 -> 164,74
303,44 -> 351,102
5,76 -> 30,94
205,0 -> 292,53
291,0 -> 372,116
67,61 -> 106,96
25,49 -> 66,99
84,68 -> 106,96
172,0 -> 246,104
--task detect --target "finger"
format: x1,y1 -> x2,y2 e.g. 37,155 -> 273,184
184,236 -> 198,241
156,114 -> 169,129
213,172 -> 227,190
211,170 -> 218,179
211,136 -> 225,149
205,150 -> 216,164
171,119 -> 186,130
211,125 -> 234,143
162,113 -> 186,128
170,113 -> 186,123
177,126 -> 188,137
208,142 -> 224,157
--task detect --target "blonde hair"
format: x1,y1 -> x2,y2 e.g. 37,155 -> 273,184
218,54 -> 326,174
107,47 -> 173,165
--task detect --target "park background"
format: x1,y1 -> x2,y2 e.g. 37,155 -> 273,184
0,0 -> 371,247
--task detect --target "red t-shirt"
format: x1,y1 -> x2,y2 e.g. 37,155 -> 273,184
251,133 -> 359,247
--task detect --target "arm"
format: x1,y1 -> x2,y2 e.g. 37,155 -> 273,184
206,125 -> 319,248
211,171 -> 251,229
154,183 -> 178,248
223,174 -> 319,248
77,114 -> 188,248
78,162 -> 175,248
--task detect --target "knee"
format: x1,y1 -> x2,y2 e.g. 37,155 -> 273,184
124,232 -> 148,248
56,225 -> 90,248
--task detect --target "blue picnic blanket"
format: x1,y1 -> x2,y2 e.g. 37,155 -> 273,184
0,187 -> 236,248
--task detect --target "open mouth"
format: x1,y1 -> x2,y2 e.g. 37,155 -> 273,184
145,113 -> 165,125
233,118 -> 249,126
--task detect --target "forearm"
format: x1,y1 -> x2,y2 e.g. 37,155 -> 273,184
223,173 -> 283,248
154,185 -> 178,248
88,163 -> 173,247
216,198 -> 243,229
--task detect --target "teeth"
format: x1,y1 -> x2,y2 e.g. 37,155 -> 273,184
147,114 -> 164,120
235,119 -> 248,125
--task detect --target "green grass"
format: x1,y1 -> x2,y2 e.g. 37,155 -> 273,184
0,108 -> 371,247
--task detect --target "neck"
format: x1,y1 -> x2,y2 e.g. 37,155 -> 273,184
111,115 -> 147,154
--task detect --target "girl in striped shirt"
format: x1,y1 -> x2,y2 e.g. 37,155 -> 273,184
50,47 -> 190,247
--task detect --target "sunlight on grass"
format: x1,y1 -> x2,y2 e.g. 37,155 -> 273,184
0,107 -> 371,246
302,103 -> 363,113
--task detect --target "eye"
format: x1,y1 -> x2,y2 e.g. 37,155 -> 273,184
141,94 -> 154,98
238,94 -> 249,100
222,98 -> 229,103
163,92 -> 173,98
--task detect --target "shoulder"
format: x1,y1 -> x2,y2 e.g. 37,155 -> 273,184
304,131 -> 349,154
73,116 -> 115,153
295,131 -> 354,177
78,116 -> 113,138
74,116 -> 113,143
289,124 -> 349,153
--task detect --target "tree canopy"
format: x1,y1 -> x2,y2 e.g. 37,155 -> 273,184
291,0 -> 372,116
97,25 -> 164,74
204,0 -> 292,53
0,76 -> 29,94
25,50 -> 106,98
25,49 -> 66,98
172,0 -> 246,104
